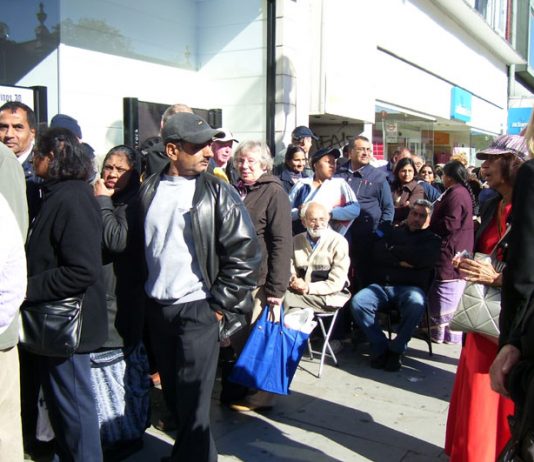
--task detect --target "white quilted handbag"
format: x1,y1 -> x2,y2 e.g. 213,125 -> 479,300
449,267 -> 501,338
450,226 -> 510,339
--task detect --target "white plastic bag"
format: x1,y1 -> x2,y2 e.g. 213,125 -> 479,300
284,308 -> 317,334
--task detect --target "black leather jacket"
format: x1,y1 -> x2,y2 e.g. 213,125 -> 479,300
139,171 -> 261,316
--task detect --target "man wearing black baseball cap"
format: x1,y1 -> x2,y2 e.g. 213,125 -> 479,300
139,112 -> 260,462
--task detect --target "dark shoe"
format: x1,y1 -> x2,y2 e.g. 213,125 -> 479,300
384,351 -> 402,372
154,414 -> 177,432
370,351 -> 388,369
24,438 -> 55,460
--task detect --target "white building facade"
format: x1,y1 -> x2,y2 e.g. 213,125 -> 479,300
2,0 -> 531,163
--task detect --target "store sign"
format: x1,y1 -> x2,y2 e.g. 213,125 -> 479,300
0,85 -> 34,109
385,122 -> 397,133
450,87 -> 472,123
508,107 -> 532,135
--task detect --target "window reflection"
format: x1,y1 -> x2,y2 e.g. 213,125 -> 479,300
0,1 -> 59,84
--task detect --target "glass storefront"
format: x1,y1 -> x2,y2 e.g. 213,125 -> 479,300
373,104 -> 497,166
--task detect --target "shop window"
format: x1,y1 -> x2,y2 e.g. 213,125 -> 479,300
473,0 -> 510,39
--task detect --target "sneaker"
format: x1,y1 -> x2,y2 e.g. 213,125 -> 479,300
384,351 -> 402,372
370,351 -> 389,369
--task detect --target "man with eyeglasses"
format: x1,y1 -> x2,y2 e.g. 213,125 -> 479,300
138,112 -> 260,462
335,135 -> 394,290
284,201 -> 351,314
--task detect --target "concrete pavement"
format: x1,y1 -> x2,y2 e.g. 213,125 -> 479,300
127,337 -> 461,462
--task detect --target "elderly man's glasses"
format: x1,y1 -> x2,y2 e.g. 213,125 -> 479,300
306,217 -> 328,225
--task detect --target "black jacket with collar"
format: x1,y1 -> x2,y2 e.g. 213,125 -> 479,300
97,175 -> 146,348
138,170 -> 261,316
25,179 -> 108,353
371,222 -> 441,290
501,160 -> 534,352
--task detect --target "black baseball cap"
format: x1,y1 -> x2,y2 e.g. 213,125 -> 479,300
292,125 -> 319,141
161,112 -> 223,144
310,147 -> 340,168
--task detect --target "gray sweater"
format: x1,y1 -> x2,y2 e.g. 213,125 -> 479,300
144,175 -> 208,303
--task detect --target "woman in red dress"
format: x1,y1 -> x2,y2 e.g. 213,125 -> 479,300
445,135 -> 528,461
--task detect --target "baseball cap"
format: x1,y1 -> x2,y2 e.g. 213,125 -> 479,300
476,135 -> 528,161
310,147 -> 340,168
161,112 -> 223,144
213,128 -> 238,144
50,114 -> 82,139
292,126 -> 319,141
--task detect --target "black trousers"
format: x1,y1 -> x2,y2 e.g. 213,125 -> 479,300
147,298 -> 220,462
38,353 -> 103,462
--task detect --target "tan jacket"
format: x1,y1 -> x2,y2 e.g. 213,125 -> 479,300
291,229 -> 350,308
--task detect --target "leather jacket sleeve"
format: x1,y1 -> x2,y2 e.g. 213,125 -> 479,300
501,160 -> 534,349
192,177 -> 261,314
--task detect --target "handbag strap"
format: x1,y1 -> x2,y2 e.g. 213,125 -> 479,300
489,223 -> 512,262
259,304 -> 285,330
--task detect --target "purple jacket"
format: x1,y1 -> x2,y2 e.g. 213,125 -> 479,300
430,183 -> 474,280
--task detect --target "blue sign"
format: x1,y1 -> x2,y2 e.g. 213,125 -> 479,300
508,107 -> 532,135
450,87 -> 472,123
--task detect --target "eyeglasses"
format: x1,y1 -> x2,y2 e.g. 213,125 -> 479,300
420,170 -> 433,175
306,217 -> 328,225
236,157 -> 259,167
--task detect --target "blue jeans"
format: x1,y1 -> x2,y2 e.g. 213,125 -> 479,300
350,284 -> 426,355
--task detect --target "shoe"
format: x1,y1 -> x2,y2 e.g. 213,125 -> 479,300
370,351 -> 389,369
229,390 -> 274,412
229,402 -> 273,413
24,439 -> 55,460
154,414 -> 177,432
384,351 -> 402,372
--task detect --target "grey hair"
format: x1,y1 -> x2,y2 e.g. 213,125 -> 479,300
411,198 -> 433,213
233,140 -> 273,173
299,201 -> 330,220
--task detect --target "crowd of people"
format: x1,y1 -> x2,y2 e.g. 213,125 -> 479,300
1,98 -> 534,462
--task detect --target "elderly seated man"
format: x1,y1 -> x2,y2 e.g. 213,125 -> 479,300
350,199 -> 441,372
284,201 -> 351,313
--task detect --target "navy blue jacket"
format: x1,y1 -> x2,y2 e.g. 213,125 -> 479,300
335,163 -> 394,237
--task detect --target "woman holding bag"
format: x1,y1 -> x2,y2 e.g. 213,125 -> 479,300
227,140 -> 292,411
23,127 -> 107,461
445,135 -> 528,462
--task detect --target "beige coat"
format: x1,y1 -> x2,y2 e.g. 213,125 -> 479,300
290,228 -> 351,308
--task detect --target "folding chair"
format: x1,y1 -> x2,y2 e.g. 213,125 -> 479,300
307,310 -> 340,377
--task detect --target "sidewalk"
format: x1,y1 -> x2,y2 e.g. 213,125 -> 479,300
127,338 -> 461,462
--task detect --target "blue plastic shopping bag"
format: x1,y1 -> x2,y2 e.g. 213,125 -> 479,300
228,305 -> 310,395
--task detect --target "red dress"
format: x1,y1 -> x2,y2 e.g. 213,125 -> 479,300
445,202 -> 514,461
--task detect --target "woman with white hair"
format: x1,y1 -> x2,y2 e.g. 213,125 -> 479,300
225,140 -> 292,411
